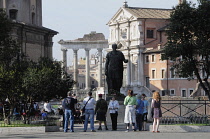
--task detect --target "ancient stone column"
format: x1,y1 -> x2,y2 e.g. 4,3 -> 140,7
73,49 -> 78,89
3,0 -> 6,9
97,48 -> 103,87
61,48 -> 67,73
85,48 -> 90,90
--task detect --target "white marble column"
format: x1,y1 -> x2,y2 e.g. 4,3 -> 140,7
126,49 -> 131,86
85,48 -> 90,90
137,46 -> 144,86
73,49 -> 78,89
61,48 -> 67,73
126,21 -> 131,86
116,23 -> 120,42
130,54 -> 133,86
97,48 -> 103,87
3,0 -> 6,9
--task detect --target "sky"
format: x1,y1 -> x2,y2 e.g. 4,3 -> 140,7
42,0 -> 198,66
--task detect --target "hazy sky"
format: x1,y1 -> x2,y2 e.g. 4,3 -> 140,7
42,0 -> 198,66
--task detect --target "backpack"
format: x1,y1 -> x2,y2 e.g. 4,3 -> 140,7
65,98 -> 71,108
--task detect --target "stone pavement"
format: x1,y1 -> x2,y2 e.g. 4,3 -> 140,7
0,123 -> 210,139
0,130 -> 209,139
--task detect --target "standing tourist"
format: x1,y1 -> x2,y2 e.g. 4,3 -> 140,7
136,94 -> 144,131
151,92 -> 162,133
62,91 -> 77,132
124,90 -> 137,132
95,94 -> 108,130
108,96 -> 119,131
83,92 -> 96,132
142,93 -> 149,131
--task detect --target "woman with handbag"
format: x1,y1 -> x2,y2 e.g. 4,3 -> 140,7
108,96 -> 119,131
124,90 -> 137,132
151,91 -> 162,133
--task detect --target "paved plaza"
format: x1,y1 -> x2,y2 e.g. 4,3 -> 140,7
0,123 -> 210,139
0,130 -> 209,139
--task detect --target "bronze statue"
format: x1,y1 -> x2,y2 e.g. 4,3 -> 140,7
105,44 -> 128,94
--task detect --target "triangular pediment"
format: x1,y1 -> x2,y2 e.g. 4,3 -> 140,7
107,8 -> 138,25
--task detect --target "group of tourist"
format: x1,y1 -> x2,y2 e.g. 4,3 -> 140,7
62,90 -> 162,133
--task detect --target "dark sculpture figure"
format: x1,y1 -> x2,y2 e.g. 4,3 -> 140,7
105,44 -> 128,94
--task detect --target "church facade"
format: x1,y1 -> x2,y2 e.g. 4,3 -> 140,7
107,2 -> 199,97
0,0 -> 57,61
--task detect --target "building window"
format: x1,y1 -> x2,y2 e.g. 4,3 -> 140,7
170,68 -> 175,78
170,89 -> 175,96
146,77 -> 150,88
161,90 -> 167,96
121,28 -> 127,39
161,69 -> 165,78
189,89 -> 194,97
9,9 -> 18,20
145,55 -> 149,63
181,89 -> 187,97
92,81 -> 94,84
152,69 -> 156,79
147,29 -> 154,38
151,55 -> 155,62
32,12 -> 35,24
91,74 -> 94,76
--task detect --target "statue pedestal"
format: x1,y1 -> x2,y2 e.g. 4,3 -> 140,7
120,85 -> 152,97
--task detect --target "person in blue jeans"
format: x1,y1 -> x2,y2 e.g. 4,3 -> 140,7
142,93 -> 149,131
136,94 -> 144,131
62,91 -> 77,132
83,92 -> 96,132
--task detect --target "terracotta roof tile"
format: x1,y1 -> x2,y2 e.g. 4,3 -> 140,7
125,7 -> 172,19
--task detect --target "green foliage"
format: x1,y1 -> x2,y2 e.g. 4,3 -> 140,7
0,9 -> 20,67
162,1 -> 210,99
22,57 -> 74,101
0,9 -> 74,121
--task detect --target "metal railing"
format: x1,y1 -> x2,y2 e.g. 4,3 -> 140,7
160,100 -> 210,125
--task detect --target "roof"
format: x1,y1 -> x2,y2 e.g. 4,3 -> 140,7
157,25 -> 169,32
125,7 -> 172,19
143,48 -> 163,54
14,21 -> 58,35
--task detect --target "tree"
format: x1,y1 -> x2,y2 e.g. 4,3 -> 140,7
162,1 -> 210,100
0,9 -> 26,124
22,57 -> 74,102
0,9 -> 74,124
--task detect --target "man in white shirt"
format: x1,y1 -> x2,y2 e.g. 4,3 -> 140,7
83,92 -> 96,132
44,101 -> 52,113
108,96 -> 119,131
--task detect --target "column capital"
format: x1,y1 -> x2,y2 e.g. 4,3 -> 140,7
61,48 -> 67,51
73,48 -> 79,52
84,48 -> 90,51
97,48 -> 103,52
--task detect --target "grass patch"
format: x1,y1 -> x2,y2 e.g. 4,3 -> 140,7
0,120 -> 50,127
0,123 -> 45,127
